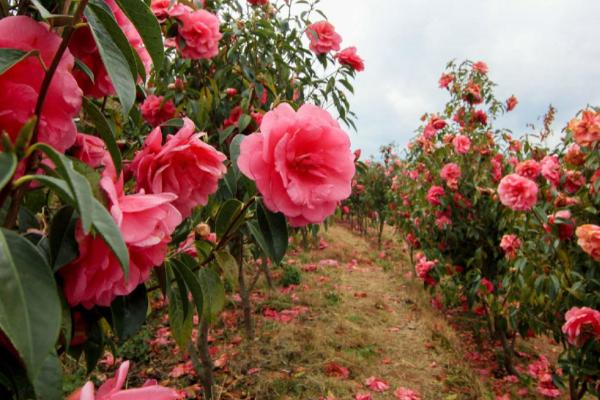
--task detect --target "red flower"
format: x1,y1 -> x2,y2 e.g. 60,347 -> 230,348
335,47 -> 365,71
141,95 -> 177,127
306,21 -> 342,54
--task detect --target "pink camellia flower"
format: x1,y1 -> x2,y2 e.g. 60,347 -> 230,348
364,376 -> 390,392
171,5 -> 222,59
415,257 -> 437,286
564,170 -> 585,194
562,307 -> 600,346
355,394 -> 372,400
426,185 -> 444,206
473,61 -> 488,74
452,134 -> 471,155
540,155 -> 561,187
141,95 -> 177,127
131,118 -> 227,218
342,206 -> 350,215
575,224 -> 600,261
568,109 -> 600,148
471,109 -> 487,126
60,177 -> 182,308
67,360 -> 181,400
500,234 -> 521,259
72,133 -> 111,170
151,0 -> 171,21
435,212 -> 452,230
248,0 -> 268,5
515,159 -> 541,180
497,174 -> 538,211
0,16 -> 82,152
225,87 -> 238,97
464,81 -> 482,104
548,210 -> 575,240
491,154 -> 504,182
335,47 -> 365,71
506,95 -> 518,111
237,103 -> 355,227
438,73 -> 454,89
440,163 -> 461,190
394,387 -> 422,400
306,21 -> 342,54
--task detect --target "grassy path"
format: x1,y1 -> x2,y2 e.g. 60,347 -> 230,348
222,224 -> 484,399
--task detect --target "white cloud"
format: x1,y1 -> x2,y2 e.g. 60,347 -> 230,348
310,0 -> 600,157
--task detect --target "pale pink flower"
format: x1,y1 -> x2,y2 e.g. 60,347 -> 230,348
576,224 -> 600,261
497,174 -> 538,211
452,134 -> 471,155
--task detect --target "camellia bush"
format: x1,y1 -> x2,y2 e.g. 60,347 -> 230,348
377,60 -> 600,399
0,0 -> 364,398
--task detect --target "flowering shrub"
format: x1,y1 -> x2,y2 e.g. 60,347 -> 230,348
0,0 -> 362,398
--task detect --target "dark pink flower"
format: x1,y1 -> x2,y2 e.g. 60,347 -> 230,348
498,174 -> 538,211
131,118 -> 227,218
562,307 -> 600,346
426,185 -> 444,206
515,159 -> 541,180
141,95 -> 177,127
335,47 -> 364,71
306,21 -> 342,54
237,103 -> 355,227
171,5 -> 222,59
0,16 -> 82,152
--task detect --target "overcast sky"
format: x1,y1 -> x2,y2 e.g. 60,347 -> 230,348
312,0 -> 600,158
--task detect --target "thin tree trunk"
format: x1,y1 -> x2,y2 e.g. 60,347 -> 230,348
197,319 -> 214,400
260,258 -> 273,289
236,235 -> 254,339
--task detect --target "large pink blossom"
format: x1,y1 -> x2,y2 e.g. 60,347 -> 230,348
562,307 -> 600,347
306,21 -> 342,54
440,163 -> 461,190
237,103 -> 355,227
60,178 -> 181,308
0,16 -> 82,152
426,185 -> 444,206
131,118 -> 226,218
335,47 -> 364,71
171,5 -> 222,59
67,361 -> 180,399
576,224 -> 600,261
452,134 -> 471,155
497,174 -> 538,211
540,155 -> 561,187
515,159 -> 541,180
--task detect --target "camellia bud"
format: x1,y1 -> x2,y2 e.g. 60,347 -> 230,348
195,223 -> 211,237
225,88 -> 238,97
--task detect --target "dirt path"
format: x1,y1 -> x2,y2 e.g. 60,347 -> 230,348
223,224 -> 486,399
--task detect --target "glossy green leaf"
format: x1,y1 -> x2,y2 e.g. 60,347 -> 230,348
32,143 -> 94,234
167,266 -> 193,349
0,229 -> 61,384
246,220 -> 272,261
48,206 -> 78,271
82,98 -> 122,174
215,199 -> 244,240
171,256 -> 204,318
0,48 -> 34,75
198,266 -> 225,323
215,249 -> 238,284
111,284 -> 148,343
113,0 -> 164,72
32,351 -> 62,400
256,200 -> 288,264
0,152 -> 16,190
85,2 -> 137,114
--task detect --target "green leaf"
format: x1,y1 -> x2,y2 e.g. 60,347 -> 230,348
82,98 -> 122,174
48,206 -> 78,271
74,58 -> 95,84
171,256 -> 203,318
91,198 -> 129,277
215,199 -> 244,240
113,0 -> 164,72
198,266 -> 225,323
85,2 -> 137,114
0,152 -> 16,190
32,351 -> 62,400
237,114 -> 252,132
256,200 -> 288,264
0,48 -> 35,75
0,229 -> 61,384
246,221 -> 272,261
32,143 -> 95,234
215,249 -> 238,285
111,284 -> 148,343
167,267 -> 193,349
228,134 -> 245,169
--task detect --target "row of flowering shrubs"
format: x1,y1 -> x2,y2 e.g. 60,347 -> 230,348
344,60 -> 600,399
0,0 -> 363,398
